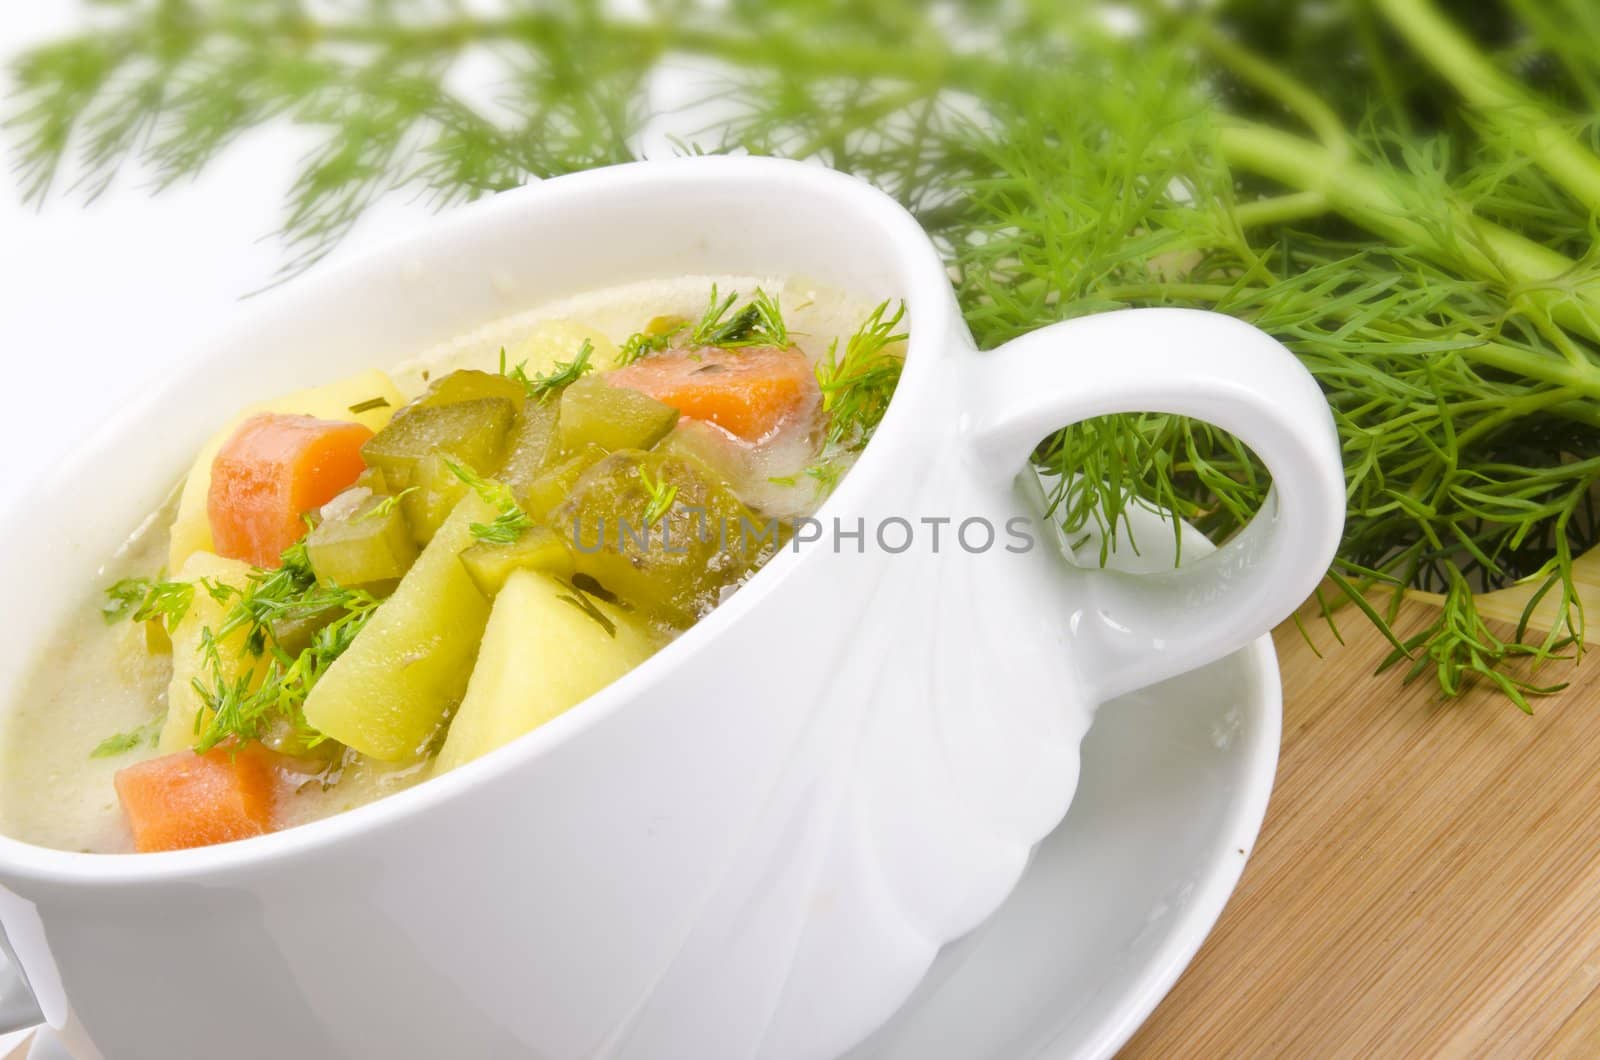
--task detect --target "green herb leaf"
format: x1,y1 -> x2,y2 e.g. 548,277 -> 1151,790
814,301 -> 906,449
444,459 -> 535,544
502,339 -> 595,404
187,537 -> 380,753
89,714 -> 165,758
102,576 -> 195,630
690,286 -> 790,349
354,486 -> 418,522
638,465 -> 679,526
616,328 -> 674,367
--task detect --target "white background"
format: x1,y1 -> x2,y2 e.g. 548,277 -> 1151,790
0,4 -> 446,515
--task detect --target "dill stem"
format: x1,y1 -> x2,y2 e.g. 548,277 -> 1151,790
1096,279 -> 1600,403
1218,121 -> 1600,350
1192,23 -> 1350,158
1233,191 -> 1330,229
1373,0 -> 1600,216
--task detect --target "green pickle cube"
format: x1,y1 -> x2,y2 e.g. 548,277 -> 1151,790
459,526 -> 576,598
360,397 -> 514,490
414,369 -> 526,413
553,450 -> 774,626
305,492 -> 420,593
353,465 -> 389,494
401,451 -> 475,546
302,493 -> 498,761
556,375 -> 678,454
523,444 -> 607,523
497,401 -> 561,496
265,604 -> 347,658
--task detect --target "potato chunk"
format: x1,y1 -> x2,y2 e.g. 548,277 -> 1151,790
433,570 -> 658,773
160,551 -> 258,753
301,494 -> 496,760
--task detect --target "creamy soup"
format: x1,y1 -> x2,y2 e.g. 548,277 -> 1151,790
1,276 -> 903,853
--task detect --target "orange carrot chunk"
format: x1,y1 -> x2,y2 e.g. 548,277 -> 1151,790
609,345 -> 820,442
207,413 -> 373,567
114,747 -> 276,853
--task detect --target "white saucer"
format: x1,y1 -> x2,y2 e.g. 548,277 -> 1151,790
846,502 -> 1281,1059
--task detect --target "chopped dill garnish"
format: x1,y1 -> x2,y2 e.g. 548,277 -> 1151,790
102,576 -> 195,630
814,301 -> 907,449
616,314 -> 689,367
347,396 -> 391,414
354,487 -> 417,522
617,331 -> 672,367
691,285 -> 790,349
517,339 -> 596,403
804,460 -> 844,497
473,510 -> 536,546
444,459 -> 534,544
89,714 -> 165,758
639,466 -> 679,526
188,539 -> 379,753
555,581 -> 618,638
767,460 -> 844,499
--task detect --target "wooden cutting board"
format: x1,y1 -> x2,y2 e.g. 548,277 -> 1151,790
1120,597 -> 1600,1056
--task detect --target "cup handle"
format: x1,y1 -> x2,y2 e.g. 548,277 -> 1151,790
967,307 -> 1345,703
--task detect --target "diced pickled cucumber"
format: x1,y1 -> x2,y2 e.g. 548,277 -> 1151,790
264,605 -> 344,658
353,466 -> 389,494
522,444 -> 607,523
400,451 -> 474,546
261,722 -> 343,765
305,492 -> 419,592
553,450 -> 774,626
556,375 -> 678,454
361,397 -> 514,490
414,369 -> 526,414
496,401 -> 561,496
459,527 -> 575,597
432,569 -> 659,773
655,421 -> 748,488
301,493 -> 498,761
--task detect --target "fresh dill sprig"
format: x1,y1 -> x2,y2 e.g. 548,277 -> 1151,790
507,339 -> 595,403
347,396 -> 391,414
102,575 -> 195,630
616,331 -> 669,367
191,597 -> 377,753
354,487 -> 417,522
814,301 -> 907,449
804,460 -> 844,497
616,314 -> 689,366
188,538 -> 380,753
767,459 -> 844,499
89,714 -> 165,758
690,285 -> 790,349
444,458 -> 534,544
555,580 -> 618,638
638,466 -> 679,527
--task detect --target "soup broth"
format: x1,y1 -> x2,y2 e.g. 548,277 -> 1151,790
1,275 -> 901,854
